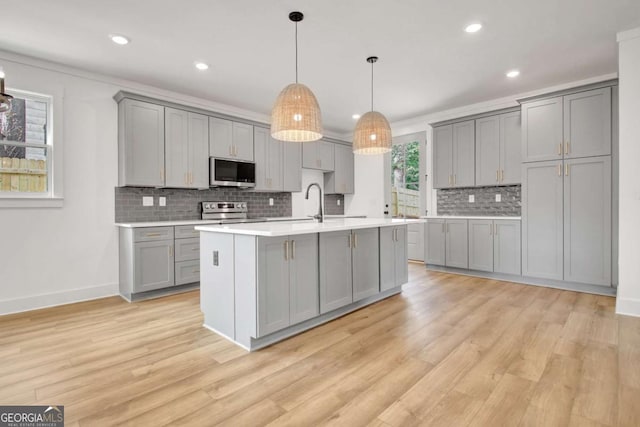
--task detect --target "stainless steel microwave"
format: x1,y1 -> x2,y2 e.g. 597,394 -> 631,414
209,158 -> 256,188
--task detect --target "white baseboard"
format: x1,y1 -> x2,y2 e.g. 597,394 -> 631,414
0,283 -> 119,316
616,297 -> 640,317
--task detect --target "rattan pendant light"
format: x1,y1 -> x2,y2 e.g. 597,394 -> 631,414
353,56 -> 392,154
271,11 -> 323,142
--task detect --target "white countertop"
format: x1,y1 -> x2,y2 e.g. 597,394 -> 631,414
116,214 -> 368,228
423,216 -> 521,220
196,218 -> 424,237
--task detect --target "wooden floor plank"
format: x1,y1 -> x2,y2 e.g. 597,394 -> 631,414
0,264 -> 638,426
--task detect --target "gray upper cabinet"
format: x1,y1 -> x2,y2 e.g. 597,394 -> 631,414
282,141 -> 302,192
325,144 -> 354,194
188,112 -> 210,188
352,228 -> 380,301
165,108 -> 209,189
493,220 -> 521,275
563,88 -> 611,159
424,219 -> 446,266
445,219 -> 468,269
118,99 -> 165,187
289,234 -> 319,325
500,111 -> 522,185
257,236 -> 290,336
452,120 -> 475,187
475,111 -> 521,186
468,219 -> 493,272
522,160 -> 564,280
433,125 -> 453,189
303,140 -> 335,171
133,239 -> 174,293
319,230 -> 353,313
521,97 -> 563,162
209,117 -> 254,161
563,156 -> 611,286
522,87 -> 612,163
254,127 -> 283,191
475,116 -> 501,186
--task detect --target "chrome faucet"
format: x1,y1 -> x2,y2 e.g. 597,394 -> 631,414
305,183 -> 324,223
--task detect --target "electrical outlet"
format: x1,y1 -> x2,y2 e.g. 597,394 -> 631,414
337,199 -> 341,206
495,194 -> 502,202
142,196 -> 153,206
159,197 -> 166,207
269,198 -> 274,206
468,195 -> 475,203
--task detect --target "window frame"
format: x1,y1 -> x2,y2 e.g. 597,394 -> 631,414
0,87 -> 63,208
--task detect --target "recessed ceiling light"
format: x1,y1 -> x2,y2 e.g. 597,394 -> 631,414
506,69 -> 520,78
465,23 -> 482,33
352,114 -> 361,120
195,62 -> 209,71
110,34 -> 130,45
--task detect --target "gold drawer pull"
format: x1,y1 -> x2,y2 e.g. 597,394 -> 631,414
146,233 -> 162,237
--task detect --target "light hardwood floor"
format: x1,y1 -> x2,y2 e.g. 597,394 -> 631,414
1,264 -> 639,426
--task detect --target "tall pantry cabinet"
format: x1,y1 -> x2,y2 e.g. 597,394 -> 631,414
520,84 -> 614,287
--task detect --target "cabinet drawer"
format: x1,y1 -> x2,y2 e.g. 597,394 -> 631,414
175,225 -> 199,239
133,227 -> 174,242
175,237 -> 200,262
175,260 -> 200,285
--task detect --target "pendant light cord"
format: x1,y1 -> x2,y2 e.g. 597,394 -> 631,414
295,21 -> 299,84
371,60 -> 374,111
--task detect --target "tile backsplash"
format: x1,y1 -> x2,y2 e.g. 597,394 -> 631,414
324,194 -> 345,215
115,187 -> 292,223
437,185 -> 521,216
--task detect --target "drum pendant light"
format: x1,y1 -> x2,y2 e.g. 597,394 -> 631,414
353,56 -> 392,154
271,11 -> 323,142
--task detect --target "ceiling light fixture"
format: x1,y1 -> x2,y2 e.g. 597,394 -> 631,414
270,11 -> 322,142
506,69 -> 520,78
110,34 -> 130,45
0,68 -> 13,113
353,56 -> 392,155
465,23 -> 483,33
352,114 -> 361,120
195,62 -> 209,71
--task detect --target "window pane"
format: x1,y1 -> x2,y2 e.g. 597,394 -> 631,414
0,144 -> 48,193
0,97 -> 47,146
391,140 -> 421,218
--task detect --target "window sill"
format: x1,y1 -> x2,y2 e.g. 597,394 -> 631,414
0,197 -> 64,208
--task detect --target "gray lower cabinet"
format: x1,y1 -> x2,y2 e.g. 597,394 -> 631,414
522,161 -> 564,280
319,230 -> 353,313
468,219 -> 521,274
445,219 -> 468,268
563,156 -> 611,285
493,220 -> 521,275
118,99 -> 165,187
424,219 -> 446,265
133,240 -> 174,293
352,228 -> 380,301
468,220 -> 494,272
381,226 -> 409,290
256,233 -> 320,337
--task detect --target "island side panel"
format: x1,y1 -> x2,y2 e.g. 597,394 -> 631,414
234,234 -> 258,349
200,231 -> 235,340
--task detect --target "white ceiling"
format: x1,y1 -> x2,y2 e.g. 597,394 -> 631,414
1,0 -> 639,133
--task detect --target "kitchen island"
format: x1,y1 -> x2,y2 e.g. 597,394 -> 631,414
195,218 -> 423,350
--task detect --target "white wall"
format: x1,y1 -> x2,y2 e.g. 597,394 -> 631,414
291,168 -> 325,218
345,154 -> 386,218
0,51 -> 282,315
616,27 -> 640,317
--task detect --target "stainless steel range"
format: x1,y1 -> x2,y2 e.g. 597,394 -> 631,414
201,201 -> 267,224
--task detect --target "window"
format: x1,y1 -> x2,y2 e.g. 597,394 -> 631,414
391,138 -> 420,218
0,89 -> 53,197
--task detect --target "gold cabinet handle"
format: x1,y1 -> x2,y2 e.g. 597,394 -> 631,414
565,163 -> 569,176
557,164 -> 561,176
146,233 -> 162,237
558,143 -> 562,156
284,240 -> 289,261
565,142 -> 570,155
354,233 -> 358,248
169,245 -> 173,257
